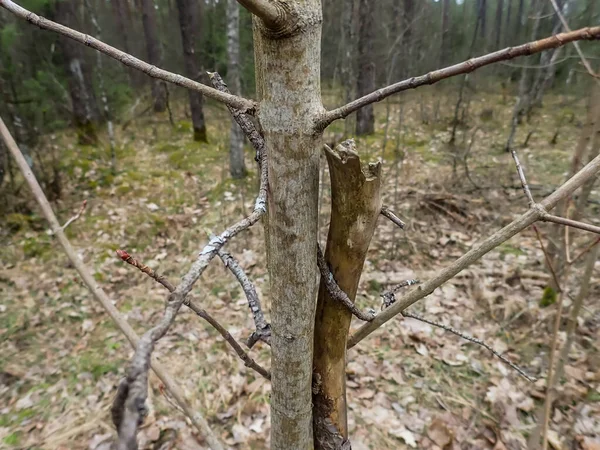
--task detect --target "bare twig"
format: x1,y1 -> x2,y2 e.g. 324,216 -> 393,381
569,237 -> 600,265
511,149 -> 535,207
532,225 -> 562,292
381,279 -> 421,309
348,152 -> 600,348
402,310 -> 536,382
49,200 -> 87,234
236,0 -> 282,29
541,214 -> 600,235
117,250 -> 271,380
316,245 -> 375,322
217,249 -> 271,348
0,0 -> 255,113
548,0 -> 599,80
0,116 -> 224,450
319,26 -> 600,129
380,205 -> 406,229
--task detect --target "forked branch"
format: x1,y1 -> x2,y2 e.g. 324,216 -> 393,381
319,26 -> 600,129
0,116 -> 224,450
0,0 -> 256,113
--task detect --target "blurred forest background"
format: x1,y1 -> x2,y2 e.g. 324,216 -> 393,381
1,0 -> 600,449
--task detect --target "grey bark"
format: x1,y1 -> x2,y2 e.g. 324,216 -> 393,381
227,0 -> 246,178
140,0 -> 167,112
494,0 -> 504,49
440,0 -> 451,66
55,0 -> 100,145
252,2 -> 323,447
355,0 -> 375,135
175,0 -> 207,142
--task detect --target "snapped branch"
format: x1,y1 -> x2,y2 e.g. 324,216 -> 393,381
0,0 -> 256,113
236,0 -> 283,29
319,26 -> 600,129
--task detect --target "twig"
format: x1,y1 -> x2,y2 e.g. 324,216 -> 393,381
541,213 -> 600,235
381,279 -> 421,309
49,200 -> 87,234
217,249 -> 271,348
0,116 -> 224,450
548,0 -> 599,80
510,149 -> 535,207
569,237 -> 600,265
348,152 -> 600,348
532,225 -> 562,292
319,26 -> 600,128
117,250 -> 271,380
380,205 -> 406,229
316,245 -> 375,322
0,0 -> 255,113
401,310 -> 537,382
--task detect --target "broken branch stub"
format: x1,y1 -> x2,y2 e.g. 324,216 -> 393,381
313,140 -> 382,449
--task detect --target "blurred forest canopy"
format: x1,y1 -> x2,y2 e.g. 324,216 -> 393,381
0,0 -> 599,212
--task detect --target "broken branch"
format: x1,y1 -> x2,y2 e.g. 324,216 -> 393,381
49,199 -> 87,235
380,205 -> 406,229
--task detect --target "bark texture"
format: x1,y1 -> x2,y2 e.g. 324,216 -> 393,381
313,141 -> 382,449
355,0 -> 375,135
176,0 -> 207,141
227,0 -> 246,178
252,2 -> 324,448
140,0 -> 167,112
55,0 -> 100,145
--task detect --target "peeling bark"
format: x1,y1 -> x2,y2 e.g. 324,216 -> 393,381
313,140 -> 382,450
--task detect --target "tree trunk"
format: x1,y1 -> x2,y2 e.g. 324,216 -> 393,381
175,0 -> 207,141
478,0 -> 487,39
494,0 -> 503,49
440,0 -> 451,66
110,0 -> 139,85
313,141 -> 382,449
55,0 -> 101,145
355,0 -> 375,135
252,3 -> 323,447
402,0 -> 415,77
140,0 -> 167,112
227,0 -> 246,178
504,0 -> 512,46
340,0 -> 357,136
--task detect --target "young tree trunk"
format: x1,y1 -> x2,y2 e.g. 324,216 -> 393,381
478,0 -> 487,39
340,0 -> 357,137
110,0 -> 139,85
355,0 -> 375,136
313,141 -> 382,449
494,0 -> 504,49
54,0 -> 100,145
227,0 -> 246,178
175,0 -> 207,142
252,3 -> 324,447
140,0 -> 167,112
440,0 -> 451,66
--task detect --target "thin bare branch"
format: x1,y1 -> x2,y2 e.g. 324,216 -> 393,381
49,199 -> 87,235
532,225 -> 562,292
402,310 -> 536,382
0,116 -> 224,450
380,205 -> 406,229
381,279 -> 421,309
542,213 -> 600,235
348,152 -> 600,348
548,0 -> 599,80
236,0 -> 283,29
0,0 -> 255,113
510,149 -> 535,207
319,26 -> 600,129
117,250 -> 271,380
217,249 -> 271,348
316,245 -> 375,322
569,237 -> 600,265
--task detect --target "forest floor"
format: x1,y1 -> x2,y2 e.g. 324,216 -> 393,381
1,87 -> 599,450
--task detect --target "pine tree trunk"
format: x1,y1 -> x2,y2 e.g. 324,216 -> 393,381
55,0 -> 100,145
140,0 -> 167,112
252,2 -> 324,447
175,0 -> 207,141
227,0 -> 246,178
355,0 -> 375,135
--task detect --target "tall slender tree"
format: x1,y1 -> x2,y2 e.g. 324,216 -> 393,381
355,0 -> 375,135
175,0 -> 207,141
140,0 -> 167,112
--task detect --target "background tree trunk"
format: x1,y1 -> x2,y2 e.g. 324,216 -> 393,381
54,0 -> 101,145
355,0 -> 375,135
175,0 -> 207,141
140,0 -> 167,112
252,2 -> 324,447
478,0 -> 487,39
494,0 -> 504,49
440,0 -> 451,66
227,0 -> 246,178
